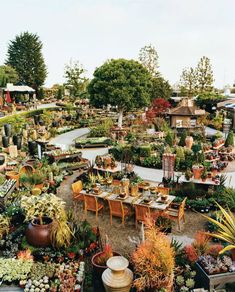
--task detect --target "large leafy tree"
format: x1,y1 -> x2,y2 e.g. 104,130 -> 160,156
196,56 -> 214,93
0,65 -> 18,87
6,32 -> 47,92
139,44 -> 159,77
64,61 -> 89,100
151,76 -> 172,100
88,59 -> 152,127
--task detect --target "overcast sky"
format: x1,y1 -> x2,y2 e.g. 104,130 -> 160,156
0,0 -> 234,88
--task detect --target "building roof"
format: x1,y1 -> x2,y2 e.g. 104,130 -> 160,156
4,83 -> 35,93
168,98 -> 205,116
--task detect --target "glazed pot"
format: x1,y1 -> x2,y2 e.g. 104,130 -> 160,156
25,217 -> 53,247
0,155 -> 5,166
4,124 -> 11,137
13,135 -> 22,150
102,256 -> 133,292
28,141 -> 38,156
92,252 -> 121,292
185,136 -> 193,149
2,136 -> 9,148
33,115 -> 40,125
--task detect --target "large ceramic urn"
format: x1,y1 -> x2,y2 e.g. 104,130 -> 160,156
185,136 -> 193,149
102,256 -> 133,292
26,217 -> 52,247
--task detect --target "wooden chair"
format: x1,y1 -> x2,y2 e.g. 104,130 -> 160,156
165,197 -> 187,231
134,204 -> 151,228
83,194 -> 104,223
156,186 -> 170,196
107,200 -> 130,226
71,180 -> 84,202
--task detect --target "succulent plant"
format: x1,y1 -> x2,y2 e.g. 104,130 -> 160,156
176,275 -> 184,286
185,278 -> 195,288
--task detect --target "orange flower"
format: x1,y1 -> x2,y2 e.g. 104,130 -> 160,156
184,245 -> 198,263
17,249 -> 33,261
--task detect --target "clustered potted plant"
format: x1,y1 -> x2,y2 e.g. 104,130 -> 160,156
21,193 -> 72,248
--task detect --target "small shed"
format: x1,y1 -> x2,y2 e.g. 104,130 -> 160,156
168,98 -> 205,131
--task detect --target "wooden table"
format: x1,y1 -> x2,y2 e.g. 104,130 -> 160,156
80,189 -> 175,211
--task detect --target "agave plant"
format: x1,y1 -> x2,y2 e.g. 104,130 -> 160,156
202,202 -> 235,254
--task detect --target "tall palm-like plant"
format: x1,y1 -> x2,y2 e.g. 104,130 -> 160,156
202,203 -> 235,254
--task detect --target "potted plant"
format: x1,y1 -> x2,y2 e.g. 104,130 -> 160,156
155,213 -> 172,234
92,243 -> 121,291
21,193 -> 72,248
132,217 -> 174,291
202,203 -> 235,260
20,171 -> 46,189
201,169 -> 208,182
185,168 -> 193,181
192,164 -> 204,180
130,182 -> 139,197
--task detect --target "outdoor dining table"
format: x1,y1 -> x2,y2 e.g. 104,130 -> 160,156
80,189 -> 175,211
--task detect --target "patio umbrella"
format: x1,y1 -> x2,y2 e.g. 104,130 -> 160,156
5,90 -> 12,103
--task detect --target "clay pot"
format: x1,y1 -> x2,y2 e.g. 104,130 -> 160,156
192,166 -> 204,180
6,171 -> 19,187
231,249 -> 235,261
25,217 -> 52,247
185,136 -> 193,149
28,141 -> 38,156
19,165 -> 35,176
102,256 -> 133,292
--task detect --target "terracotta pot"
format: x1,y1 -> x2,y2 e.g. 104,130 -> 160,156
231,249 -> 235,261
102,256 -> 133,292
19,165 -> 35,176
35,183 -> 44,189
192,166 -> 204,180
185,136 -> 193,149
25,217 -> 52,247
92,252 -> 121,292
6,171 -> 19,187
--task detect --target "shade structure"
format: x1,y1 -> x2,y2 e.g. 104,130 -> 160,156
5,90 -> 12,103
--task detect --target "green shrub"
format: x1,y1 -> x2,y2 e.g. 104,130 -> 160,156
178,130 -> 187,147
139,145 -> 151,157
225,130 -> 234,147
165,131 -> 174,146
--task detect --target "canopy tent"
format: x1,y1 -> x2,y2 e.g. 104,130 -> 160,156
3,83 -> 35,93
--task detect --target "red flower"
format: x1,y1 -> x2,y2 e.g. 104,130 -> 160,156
184,245 -> 198,263
67,252 -> 76,259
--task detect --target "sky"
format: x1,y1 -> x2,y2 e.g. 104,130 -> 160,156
0,0 -> 235,88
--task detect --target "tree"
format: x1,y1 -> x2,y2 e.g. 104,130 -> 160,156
64,61 -> 89,100
0,65 -> 19,87
146,98 -> 171,121
139,44 -> 159,77
88,59 -> 152,128
178,130 -> 188,147
196,92 -> 225,113
6,32 -> 47,93
165,131 -> 174,146
225,130 -> 234,147
180,67 -> 198,97
196,56 -> 214,93
150,76 -> 172,100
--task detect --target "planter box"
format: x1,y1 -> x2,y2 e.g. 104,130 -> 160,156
195,262 -> 235,291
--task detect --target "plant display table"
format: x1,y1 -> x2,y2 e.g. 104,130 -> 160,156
195,262 -> 235,291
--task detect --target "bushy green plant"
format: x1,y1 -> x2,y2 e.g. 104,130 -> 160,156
165,131 -> 174,146
178,130 -> 187,147
0,258 -> 33,282
225,130 -> 234,147
139,145 -> 151,157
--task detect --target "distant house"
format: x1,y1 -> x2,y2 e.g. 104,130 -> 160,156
168,98 -> 205,132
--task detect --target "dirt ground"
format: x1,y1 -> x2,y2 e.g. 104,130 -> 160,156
57,171 -> 208,257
